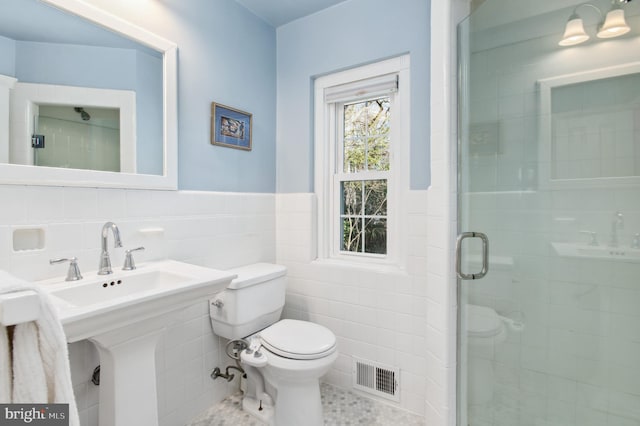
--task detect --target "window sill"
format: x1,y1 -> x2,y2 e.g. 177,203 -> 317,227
311,257 -> 409,276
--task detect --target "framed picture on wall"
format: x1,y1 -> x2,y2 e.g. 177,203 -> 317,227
211,102 -> 252,151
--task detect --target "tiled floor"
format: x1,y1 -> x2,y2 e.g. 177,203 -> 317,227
187,383 -> 425,426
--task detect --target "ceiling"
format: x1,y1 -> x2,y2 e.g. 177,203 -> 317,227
233,0 -> 349,27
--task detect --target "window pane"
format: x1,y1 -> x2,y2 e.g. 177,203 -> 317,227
343,139 -> 366,173
341,217 -> 362,252
367,98 -> 390,136
338,94 -> 391,258
344,97 -> 391,173
367,137 -> 390,171
364,218 -> 387,254
364,180 -> 387,216
341,181 -> 363,215
344,103 -> 367,138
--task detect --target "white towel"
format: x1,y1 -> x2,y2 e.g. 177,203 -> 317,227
0,270 -> 79,426
0,325 -> 10,402
12,322 -> 47,403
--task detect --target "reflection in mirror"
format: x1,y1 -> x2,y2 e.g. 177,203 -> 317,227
539,62 -> 640,187
0,0 -> 170,183
550,72 -> 640,180
36,105 -> 121,172
9,81 -> 136,173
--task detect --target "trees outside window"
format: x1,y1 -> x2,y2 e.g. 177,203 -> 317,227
339,97 -> 390,255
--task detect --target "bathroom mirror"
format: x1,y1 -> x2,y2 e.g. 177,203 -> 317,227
538,62 -> 640,189
0,0 -> 177,189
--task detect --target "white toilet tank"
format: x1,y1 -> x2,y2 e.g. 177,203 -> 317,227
209,263 -> 287,340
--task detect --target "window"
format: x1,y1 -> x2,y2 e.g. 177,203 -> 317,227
339,97 -> 390,255
314,55 -> 410,266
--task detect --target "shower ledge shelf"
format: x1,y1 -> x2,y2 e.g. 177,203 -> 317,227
551,242 -> 640,263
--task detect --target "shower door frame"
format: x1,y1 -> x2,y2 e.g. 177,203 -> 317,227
427,1 -> 471,425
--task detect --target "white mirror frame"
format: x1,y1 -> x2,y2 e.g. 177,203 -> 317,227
0,0 -> 177,190
537,61 -> 640,190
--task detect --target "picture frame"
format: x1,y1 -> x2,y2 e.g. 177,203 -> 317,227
211,102 -> 252,151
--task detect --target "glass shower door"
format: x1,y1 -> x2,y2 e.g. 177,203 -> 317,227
458,1 -> 640,425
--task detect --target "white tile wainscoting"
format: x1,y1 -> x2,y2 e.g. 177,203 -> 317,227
275,191 -> 440,418
0,184 -> 275,426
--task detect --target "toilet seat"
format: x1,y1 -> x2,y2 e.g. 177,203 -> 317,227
260,319 -> 336,360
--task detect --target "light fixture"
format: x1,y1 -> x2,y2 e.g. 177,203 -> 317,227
559,13 -> 590,46
597,3 -> 631,38
559,1 -> 633,47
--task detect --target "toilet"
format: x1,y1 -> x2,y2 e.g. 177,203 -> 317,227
209,263 -> 337,426
465,304 -> 508,407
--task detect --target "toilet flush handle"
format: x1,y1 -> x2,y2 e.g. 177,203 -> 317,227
211,299 -> 224,308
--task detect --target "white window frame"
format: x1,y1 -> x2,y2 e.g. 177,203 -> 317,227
314,55 -> 410,268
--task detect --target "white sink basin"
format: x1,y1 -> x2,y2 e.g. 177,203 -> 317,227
40,259 -> 236,426
52,270 -> 188,306
551,242 -> 640,263
43,259 -> 236,342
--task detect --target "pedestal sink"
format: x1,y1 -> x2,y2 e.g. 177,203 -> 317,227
41,260 -> 236,426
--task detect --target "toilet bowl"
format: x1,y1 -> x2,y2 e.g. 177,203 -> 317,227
466,304 -> 507,407
209,263 -> 338,426
241,319 -> 337,426
467,304 -> 507,346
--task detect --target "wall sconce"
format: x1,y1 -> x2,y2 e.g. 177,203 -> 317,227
598,2 -> 631,37
559,0 -> 633,46
559,11 -> 592,46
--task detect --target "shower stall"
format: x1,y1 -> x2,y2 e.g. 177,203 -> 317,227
456,1 -> 640,425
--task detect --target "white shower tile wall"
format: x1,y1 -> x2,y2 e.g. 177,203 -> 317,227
275,191 -> 430,418
0,184 -> 276,426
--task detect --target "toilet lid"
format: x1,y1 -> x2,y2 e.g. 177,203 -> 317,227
466,304 -> 502,338
260,319 -> 337,360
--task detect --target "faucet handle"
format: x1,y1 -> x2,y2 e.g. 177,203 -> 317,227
122,247 -> 145,271
50,257 -> 83,281
579,230 -> 598,246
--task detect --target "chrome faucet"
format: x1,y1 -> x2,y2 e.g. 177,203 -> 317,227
98,222 -> 123,275
609,211 -> 624,247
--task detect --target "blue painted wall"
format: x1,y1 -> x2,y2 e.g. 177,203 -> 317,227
7,0 -> 428,193
276,0 -> 431,192
135,50 -> 164,175
85,0 -> 277,192
15,42 -> 137,89
0,36 -> 15,77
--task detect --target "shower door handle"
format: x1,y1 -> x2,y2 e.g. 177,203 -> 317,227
455,232 -> 489,280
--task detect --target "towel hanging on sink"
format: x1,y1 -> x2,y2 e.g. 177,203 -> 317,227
12,321 -> 48,403
0,326 -> 10,401
0,270 -> 79,426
